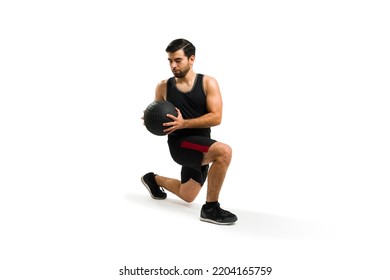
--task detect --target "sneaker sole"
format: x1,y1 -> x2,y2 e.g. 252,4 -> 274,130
141,176 -> 166,200
199,216 -> 237,225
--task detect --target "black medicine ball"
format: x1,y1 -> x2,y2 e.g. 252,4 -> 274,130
143,100 -> 178,136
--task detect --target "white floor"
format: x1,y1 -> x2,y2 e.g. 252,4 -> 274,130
1,1 -> 389,279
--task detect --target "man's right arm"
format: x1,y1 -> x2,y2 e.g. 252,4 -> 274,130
154,80 -> 167,101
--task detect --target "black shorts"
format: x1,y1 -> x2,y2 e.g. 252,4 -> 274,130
168,135 -> 217,186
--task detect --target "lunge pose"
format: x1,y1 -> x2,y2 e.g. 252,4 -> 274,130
141,39 -> 237,225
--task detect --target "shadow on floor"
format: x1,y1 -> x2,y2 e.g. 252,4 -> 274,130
126,193 -> 330,240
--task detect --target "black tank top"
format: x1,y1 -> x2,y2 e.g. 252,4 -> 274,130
166,74 -> 211,138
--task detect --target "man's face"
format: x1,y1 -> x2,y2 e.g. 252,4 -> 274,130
167,50 -> 193,78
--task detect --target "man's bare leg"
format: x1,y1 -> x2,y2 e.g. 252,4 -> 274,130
200,142 -> 237,225
156,176 -> 201,203
202,142 -> 232,202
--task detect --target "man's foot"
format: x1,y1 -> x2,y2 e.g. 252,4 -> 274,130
200,202 -> 237,225
141,172 -> 167,200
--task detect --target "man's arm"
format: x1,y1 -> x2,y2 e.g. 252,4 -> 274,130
183,75 -> 223,128
155,80 -> 167,101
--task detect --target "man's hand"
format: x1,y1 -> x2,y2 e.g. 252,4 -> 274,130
163,108 -> 185,134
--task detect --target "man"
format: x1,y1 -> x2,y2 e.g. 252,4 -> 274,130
141,39 -> 237,225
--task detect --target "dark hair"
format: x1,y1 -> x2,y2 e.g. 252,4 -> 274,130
165,38 -> 196,58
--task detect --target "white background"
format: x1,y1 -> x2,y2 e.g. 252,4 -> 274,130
1,0 -> 389,279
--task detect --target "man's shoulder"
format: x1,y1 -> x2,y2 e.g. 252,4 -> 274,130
201,74 -> 219,89
158,78 -> 169,85
156,78 -> 172,88
201,74 -> 218,82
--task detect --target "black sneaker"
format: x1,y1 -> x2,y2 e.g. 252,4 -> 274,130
141,172 -> 167,200
200,203 -> 237,225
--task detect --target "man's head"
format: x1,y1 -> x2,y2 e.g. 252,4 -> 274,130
166,39 -> 196,78
165,38 -> 196,58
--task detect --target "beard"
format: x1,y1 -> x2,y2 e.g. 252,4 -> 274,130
172,65 -> 190,78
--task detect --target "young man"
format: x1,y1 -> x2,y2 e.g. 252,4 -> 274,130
141,39 -> 237,225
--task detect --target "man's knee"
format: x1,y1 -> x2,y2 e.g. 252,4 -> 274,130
215,142 -> 232,164
223,143 -> 232,162
180,179 -> 201,203
203,142 -> 232,165
181,193 -> 197,203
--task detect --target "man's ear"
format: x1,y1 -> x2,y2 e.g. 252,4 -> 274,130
189,55 -> 195,64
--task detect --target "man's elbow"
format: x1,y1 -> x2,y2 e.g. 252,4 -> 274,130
213,116 -> 222,126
